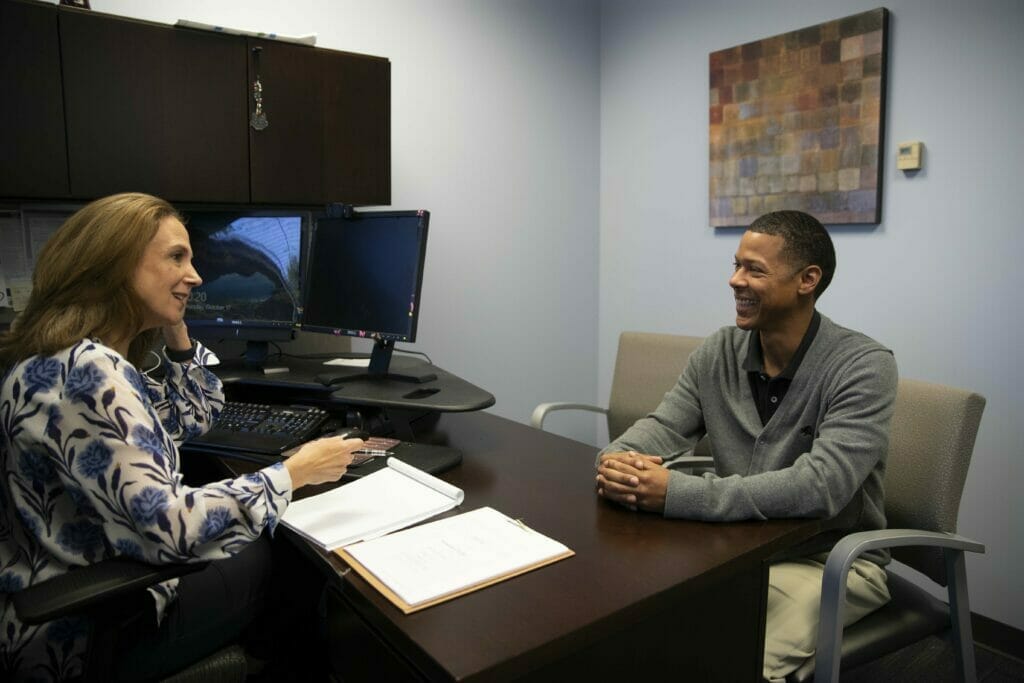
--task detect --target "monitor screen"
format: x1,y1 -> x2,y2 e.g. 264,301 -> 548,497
184,210 -> 309,360
301,210 -> 429,342
301,209 -> 430,380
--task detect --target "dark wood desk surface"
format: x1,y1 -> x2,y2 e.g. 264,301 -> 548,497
301,411 -> 829,682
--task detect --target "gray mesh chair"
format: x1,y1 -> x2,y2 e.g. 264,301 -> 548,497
790,378 -> 987,683
531,331 -> 704,442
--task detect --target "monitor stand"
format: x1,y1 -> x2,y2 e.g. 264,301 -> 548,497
214,340 -> 290,375
319,339 -> 437,386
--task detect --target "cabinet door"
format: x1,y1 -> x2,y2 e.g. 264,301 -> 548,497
321,51 -> 391,206
60,11 -> 249,203
249,41 -> 391,206
247,39 -> 324,205
0,1 -> 69,199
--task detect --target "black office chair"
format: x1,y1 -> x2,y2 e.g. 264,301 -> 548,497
12,557 -> 248,682
788,378 -> 987,683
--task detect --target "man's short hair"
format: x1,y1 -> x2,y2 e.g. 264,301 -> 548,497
748,210 -> 836,299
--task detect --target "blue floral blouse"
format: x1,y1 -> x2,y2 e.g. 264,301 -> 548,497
0,339 -> 293,680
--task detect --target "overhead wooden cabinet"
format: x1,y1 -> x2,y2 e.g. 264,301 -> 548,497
59,10 -> 250,203
0,1 -> 69,199
248,39 -> 391,206
319,47 -> 391,206
0,1 -> 390,207
245,38 -> 322,205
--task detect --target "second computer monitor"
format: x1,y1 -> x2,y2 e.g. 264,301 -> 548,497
301,209 -> 430,380
184,210 -> 309,366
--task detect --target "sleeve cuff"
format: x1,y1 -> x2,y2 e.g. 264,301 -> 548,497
164,341 -> 197,363
663,470 -> 706,519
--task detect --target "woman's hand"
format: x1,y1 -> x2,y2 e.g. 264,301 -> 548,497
162,321 -> 192,352
284,435 -> 365,489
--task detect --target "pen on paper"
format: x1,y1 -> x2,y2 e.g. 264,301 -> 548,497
507,517 -> 531,532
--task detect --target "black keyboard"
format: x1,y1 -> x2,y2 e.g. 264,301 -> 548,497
187,402 -> 330,455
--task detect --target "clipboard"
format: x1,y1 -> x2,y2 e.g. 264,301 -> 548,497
336,506 -> 574,614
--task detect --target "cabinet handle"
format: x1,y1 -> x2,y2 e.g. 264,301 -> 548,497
250,46 -> 269,130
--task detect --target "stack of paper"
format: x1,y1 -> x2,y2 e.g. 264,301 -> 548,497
280,458 -> 463,549
280,458 -> 574,612
339,506 -> 574,613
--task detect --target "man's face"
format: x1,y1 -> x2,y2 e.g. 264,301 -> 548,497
728,231 -> 806,332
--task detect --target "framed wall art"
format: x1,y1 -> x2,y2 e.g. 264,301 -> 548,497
709,8 -> 889,226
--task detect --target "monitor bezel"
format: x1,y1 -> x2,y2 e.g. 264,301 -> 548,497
298,209 -> 430,344
182,206 -> 314,339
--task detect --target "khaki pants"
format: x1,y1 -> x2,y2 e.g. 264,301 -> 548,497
763,554 -> 890,682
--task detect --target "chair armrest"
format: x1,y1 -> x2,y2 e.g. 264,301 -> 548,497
826,529 -> 985,566
530,402 -> 608,430
814,530 -> 985,683
13,558 -> 207,624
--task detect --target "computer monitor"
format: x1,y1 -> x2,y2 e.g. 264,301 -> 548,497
183,210 -> 309,366
301,209 -> 432,382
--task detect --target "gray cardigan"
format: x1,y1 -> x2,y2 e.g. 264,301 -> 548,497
602,314 -> 897,565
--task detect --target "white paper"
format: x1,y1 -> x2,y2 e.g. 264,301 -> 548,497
281,458 -> 463,549
6,282 -> 32,312
323,358 -> 371,367
0,210 -> 72,311
23,211 -> 67,269
345,506 -> 571,607
0,215 -> 28,274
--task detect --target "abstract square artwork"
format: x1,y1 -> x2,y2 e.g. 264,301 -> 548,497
709,8 -> 888,226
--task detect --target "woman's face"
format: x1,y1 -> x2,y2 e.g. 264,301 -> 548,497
132,216 -> 202,331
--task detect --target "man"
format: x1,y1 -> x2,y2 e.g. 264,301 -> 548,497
596,210 -> 896,682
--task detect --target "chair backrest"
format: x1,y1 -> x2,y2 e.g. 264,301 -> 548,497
606,332 -> 704,442
884,378 -> 986,585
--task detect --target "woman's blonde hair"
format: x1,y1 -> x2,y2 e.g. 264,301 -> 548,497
0,192 -> 182,368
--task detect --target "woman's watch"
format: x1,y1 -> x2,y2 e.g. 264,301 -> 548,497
165,341 -> 196,363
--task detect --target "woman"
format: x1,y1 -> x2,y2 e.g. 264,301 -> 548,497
0,193 -> 363,680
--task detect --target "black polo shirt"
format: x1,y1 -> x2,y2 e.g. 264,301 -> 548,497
743,310 -> 821,426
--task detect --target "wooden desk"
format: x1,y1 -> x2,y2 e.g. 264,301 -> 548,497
304,412 -> 830,682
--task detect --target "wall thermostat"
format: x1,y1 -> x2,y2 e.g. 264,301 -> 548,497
897,141 -> 922,170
